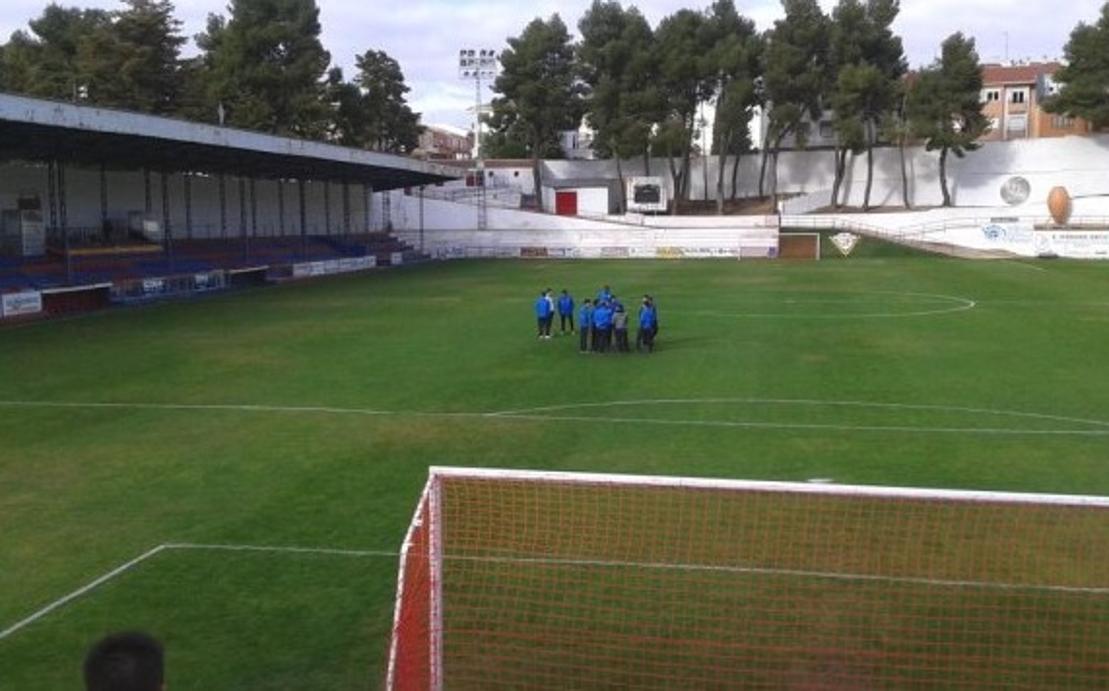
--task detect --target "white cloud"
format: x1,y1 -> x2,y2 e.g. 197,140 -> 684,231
1,0 -> 1102,129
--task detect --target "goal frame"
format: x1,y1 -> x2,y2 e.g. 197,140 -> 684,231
778,231 -> 822,260
385,466 -> 1109,690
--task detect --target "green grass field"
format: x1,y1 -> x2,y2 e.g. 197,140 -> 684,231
1,251 -> 1108,689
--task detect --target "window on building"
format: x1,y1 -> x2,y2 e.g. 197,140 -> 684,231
1052,115 -> 1074,129
983,89 -> 1001,103
818,121 -> 834,139
1011,90 -> 1026,104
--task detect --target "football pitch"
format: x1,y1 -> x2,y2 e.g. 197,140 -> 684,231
1,248 -> 1108,689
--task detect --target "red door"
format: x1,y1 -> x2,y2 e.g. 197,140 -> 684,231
555,190 -> 578,216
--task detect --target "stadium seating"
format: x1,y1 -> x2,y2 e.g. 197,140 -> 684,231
0,233 -> 423,294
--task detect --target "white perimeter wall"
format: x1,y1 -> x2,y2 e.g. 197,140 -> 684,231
541,134 -> 1109,214
0,161 -> 371,238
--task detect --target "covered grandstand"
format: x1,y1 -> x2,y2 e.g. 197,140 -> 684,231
0,91 -> 456,319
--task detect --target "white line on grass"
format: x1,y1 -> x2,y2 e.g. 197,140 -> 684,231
489,397 -> 1109,430
2,397 -> 1109,436
446,554 -> 1109,596
686,291 -> 977,319
0,543 -> 399,643
494,412 -> 1109,436
164,542 -> 397,558
4,540 -> 1105,648
1001,260 -> 1048,273
0,544 -> 167,641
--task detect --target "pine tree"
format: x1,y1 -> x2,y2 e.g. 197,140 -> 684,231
578,1 -> 661,211
79,0 -> 186,114
492,14 -> 585,211
909,33 -> 988,207
760,0 -> 830,203
353,50 -> 422,154
704,0 -> 760,213
1045,3 -> 1109,128
197,0 -> 331,137
0,6 -> 111,101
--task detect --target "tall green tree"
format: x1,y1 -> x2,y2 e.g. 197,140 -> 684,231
827,0 -> 867,208
196,0 -> 331,137
492,14 -> 584,211
578,1 -> 660,211
880,79 -> 914,209
324,66 -> 366,147
78,0 -> 186,114
480,106 -> 532,159
1045,3 -> 1109,128
353,50 -> 422,153
704,0 -> 760,213
759,0 -> 830,202
858,0 -> 905,210
909,33 -> 988,207
0,5 -> 110,100
654,8 -> 714,204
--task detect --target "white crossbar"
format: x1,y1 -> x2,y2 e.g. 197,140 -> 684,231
428,466 -> 1109,508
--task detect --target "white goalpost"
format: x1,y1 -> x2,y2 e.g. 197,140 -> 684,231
386,466 -> 1109,690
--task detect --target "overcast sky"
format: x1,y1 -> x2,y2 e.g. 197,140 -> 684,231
1,0 -> 1103,130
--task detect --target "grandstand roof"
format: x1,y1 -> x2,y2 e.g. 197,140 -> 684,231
0,91 -> 458,191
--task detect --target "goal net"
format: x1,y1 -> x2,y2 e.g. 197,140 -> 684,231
387,467 -> 1109,690
778,232 -> 821,260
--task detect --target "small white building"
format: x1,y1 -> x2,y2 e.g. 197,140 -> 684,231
541,178 -> 620,217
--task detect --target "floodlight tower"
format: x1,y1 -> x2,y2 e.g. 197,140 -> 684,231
458,48 -> 498,230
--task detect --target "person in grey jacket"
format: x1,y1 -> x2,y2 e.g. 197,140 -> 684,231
613,305 -> 630,352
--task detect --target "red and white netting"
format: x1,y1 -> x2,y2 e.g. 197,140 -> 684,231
387,467 -> 1109,690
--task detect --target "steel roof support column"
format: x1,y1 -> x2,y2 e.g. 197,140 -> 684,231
249,178 -> 257,240
218,174 -> 227,240
55,161 -> 72,286
298,179 -> 308,260
342,180 -> 351,241
46,160 -> 58,246
144,168 -> 152,215
160,171 -> 174,273
99,163 -> 109,235
363,183 -> 371,233
277,179 -> 285,238
238,177 -> 248,262
323,181 -> 331,236
184,173 -> 193,240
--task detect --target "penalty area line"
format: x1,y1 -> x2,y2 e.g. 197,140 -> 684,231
0,544 -> 167,641
0,542 -> 398,643
163,542 -> 398,558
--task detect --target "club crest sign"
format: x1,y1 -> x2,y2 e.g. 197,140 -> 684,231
830,232 -> 860,256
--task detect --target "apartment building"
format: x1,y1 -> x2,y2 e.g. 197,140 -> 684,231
414,124 -> 473,160
980,62 -> 1092,141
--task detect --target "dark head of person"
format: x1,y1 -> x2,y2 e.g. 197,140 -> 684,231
84,631 -> 164,691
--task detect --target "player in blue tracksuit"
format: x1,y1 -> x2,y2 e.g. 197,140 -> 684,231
637,296 -> 658,352
593,300 -> 614,352
535,291 -> 553,339
578,299 -> 594,353
597,285 -> 613,304
558,290 -> 575,335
